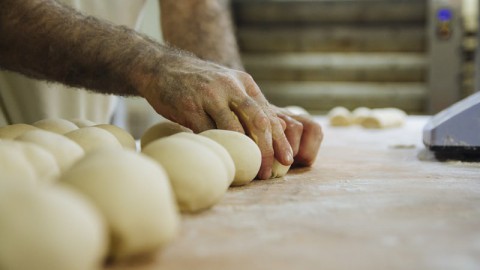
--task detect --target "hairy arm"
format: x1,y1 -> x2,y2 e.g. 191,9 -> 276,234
0,0 -> 295,179
160,0 -> 243,70
0,0 -> 169,96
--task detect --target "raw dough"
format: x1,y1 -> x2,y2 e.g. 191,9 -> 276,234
69,118 -> 97,128
0,141 -> 37,185
141,121 -> 192,149
33,118 -> 79,134
64,127 -> 122,153
60,149 -> 179,260
271,159 -> 291,178
95,124 -> 136,151
284,105 -> 310,116
16,129 -> 85,173
0,124 -> 38,140
172,132 -> 236,185
200,130 -> 261,186
142,136 -> 229,212
328,106 -> 353,126
361,108 -> 407,129
352,107 -> 371,125
4,141 -> 60,183
0,182 -> 107,270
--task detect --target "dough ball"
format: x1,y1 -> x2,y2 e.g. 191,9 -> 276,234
0,182 -> 107,270
60,149 -> 179,260
328,106 -> 353,126
0,141 -> 37,185
271,159 -> 291,179
16,129 -> 85,173
69,118 -> 97,128
64,127 -> 122,154
284,105 -> 310,116
200,130 -> 261,186
0,124 -> 38,140
143,136 -> 229,212
352,107 -> 371,125
2,140 -> 60,183
361,108 -> 407,129
94,124 -> 136,151
141,121 -> 192,149
172,132 -> 235,185
33,118 -> 79,134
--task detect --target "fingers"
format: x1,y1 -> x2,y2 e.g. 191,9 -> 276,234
290,114 -> 323,166
205,104 -> 245,134
277,114 -> 303,156
230,97 -> 276,180
270,115 -> 293,166
241,74 -> 293,169
183,112 -> 216,133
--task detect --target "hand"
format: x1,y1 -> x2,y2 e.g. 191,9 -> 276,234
138,54 -> 293,179
273,106 -> 323,166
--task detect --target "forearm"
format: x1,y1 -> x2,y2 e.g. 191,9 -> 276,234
0,0 -> 177,96
160,0 -> 244,70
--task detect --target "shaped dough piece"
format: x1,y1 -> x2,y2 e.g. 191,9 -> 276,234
69,118 -> 97,128
0,141 -> 37,185
0,182 -> 107,270
328,106 -> 353,126
143,136 -> 229,212
271,159 -> 291,178
64,127 -> 122,154
284,105 -> 310,116
141,121 -> 192,149
361,108 -> 407,129
95,124 -> 136,151
33,118 -> 79,134
0,124 -> 38,140
60,149 -> 179,260
172,132 -> 235,185
3,141 -> 60,183
16,129 -> 84,173
352,107 -> 371,125
200,130 -> 261,186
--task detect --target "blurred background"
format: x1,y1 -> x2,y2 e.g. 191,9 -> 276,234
123,0 -> 479,136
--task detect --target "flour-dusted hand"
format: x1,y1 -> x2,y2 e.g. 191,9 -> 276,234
138,54 -> 293,180
0,0 -> 296,179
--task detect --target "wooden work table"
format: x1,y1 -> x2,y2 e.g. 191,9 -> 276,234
109,116 -> 480,270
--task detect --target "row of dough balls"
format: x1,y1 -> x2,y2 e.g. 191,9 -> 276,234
0,119 -> 177,269
328,106 -> 407,129
0,118 -> 291,270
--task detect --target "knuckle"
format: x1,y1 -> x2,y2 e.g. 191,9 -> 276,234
290,120 -> 304,134
254,112 -> 270,129
238,72 -> 262,97
261,147 -> 275,160
217,72 -> 238,89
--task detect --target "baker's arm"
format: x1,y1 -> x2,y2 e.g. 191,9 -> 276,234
160,0 -> 243,70
160,0 -> 323,168
0,0 -> 293,179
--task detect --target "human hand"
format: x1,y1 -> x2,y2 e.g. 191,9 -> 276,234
138,54 -> 293,179
273,106 -> 323,166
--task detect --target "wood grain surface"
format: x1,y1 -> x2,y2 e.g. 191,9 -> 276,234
107,117 -> 480,270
